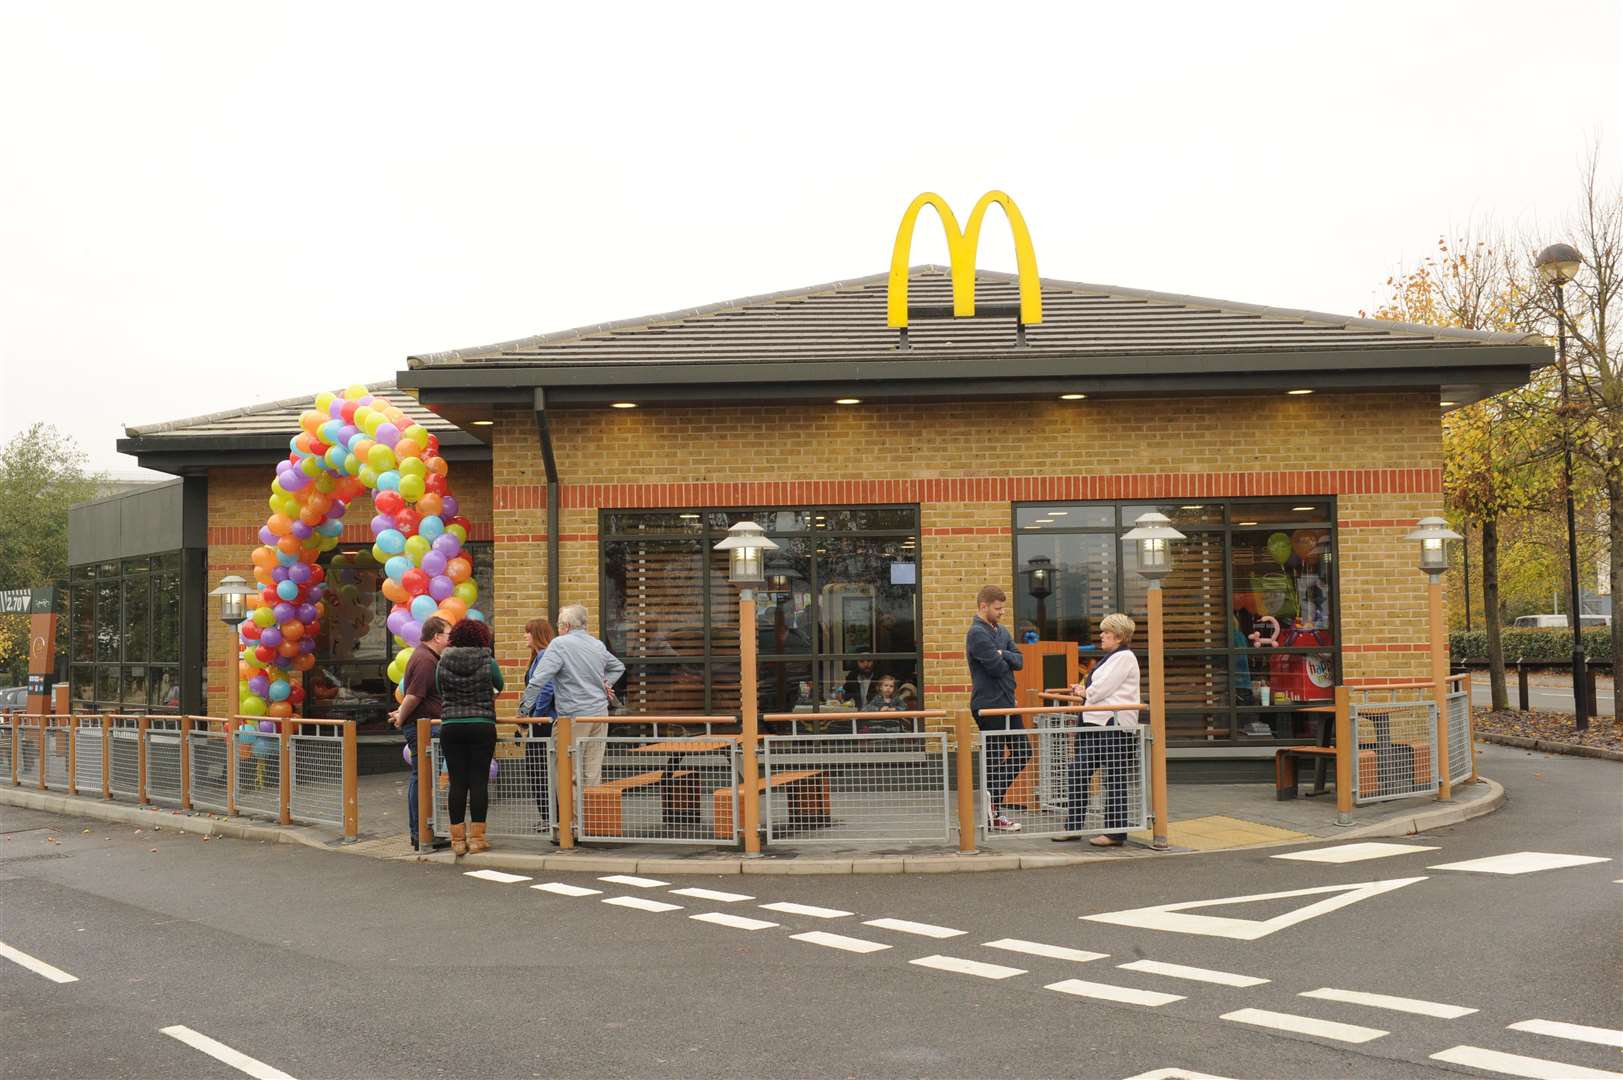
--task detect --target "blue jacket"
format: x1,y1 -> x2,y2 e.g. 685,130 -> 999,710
966,617 -> 1023,714
518,652 -> 558,721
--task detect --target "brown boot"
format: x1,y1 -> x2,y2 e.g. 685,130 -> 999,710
449,823 -> 467,856
467,821 -> 490,854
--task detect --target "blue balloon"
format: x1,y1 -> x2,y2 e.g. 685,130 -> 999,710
267,679 -> 291,701
276,550 -> 300,566
319,419 -> 344,445
466,608 -> 485,623
347,432 -> 369,453
418,515 -> 445,541
385,555 -> 412,581
324,445 -> 347,470
317,519 -> 343,538
376,470 -> 400,491
276,580 -> 300,601
410,595 -> 438,621
376,529 -> 406,555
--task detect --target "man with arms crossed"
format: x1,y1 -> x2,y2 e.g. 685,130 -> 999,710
966,585 -> 1025,831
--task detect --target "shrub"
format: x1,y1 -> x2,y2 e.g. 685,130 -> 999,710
1450,626 -> 1612,663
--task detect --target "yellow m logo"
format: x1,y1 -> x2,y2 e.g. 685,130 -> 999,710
886,191 -> 1041,329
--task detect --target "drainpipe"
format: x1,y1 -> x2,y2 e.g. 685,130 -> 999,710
533,389 -> 561,622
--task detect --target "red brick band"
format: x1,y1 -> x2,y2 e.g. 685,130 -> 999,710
207,521 -> 493,546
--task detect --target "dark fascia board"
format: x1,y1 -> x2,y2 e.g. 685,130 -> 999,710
115,434 -> 492,476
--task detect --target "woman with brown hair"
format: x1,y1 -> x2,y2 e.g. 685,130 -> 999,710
519,616 -> 558,832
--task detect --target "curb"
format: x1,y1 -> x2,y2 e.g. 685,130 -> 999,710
1339,776 -> 1505,839
0,787 -> 339,849
1478,733 -> 1623,762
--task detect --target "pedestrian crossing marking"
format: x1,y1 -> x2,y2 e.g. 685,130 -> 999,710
1046,979 -> 1184,1007
911,954 -> 1025,979
1300,987 -> 1475,1018
790,930 -> 889,954
1083,877 -> 1426,940
691,912 -> 778,931
761,901 -> 852,919
598,874 -> 670,887
1122,1070 -> 1238,1080
602,895 -> 682,912
864,918 -> 965,939
463,870 -> 531,884
1431,1045 -> 1623,1079
984,939 -> 1107,963
670,887 -> 753,903
1428,852 -> 1611,875
1272,842 -> 1437,864
1221,1007 -> 1386,1044
1119,960 -> 1268,987
531,882 -> 601,897
1507,1019 -> 1623,1049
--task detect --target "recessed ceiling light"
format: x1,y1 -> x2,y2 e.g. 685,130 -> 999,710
1034,519 -> 1055,524
1292,506 -> 1316,512
679,513 -> 700,519
1048,511 -> 1068,516
1440,400 -> 1457,407
470,419 -> 494,426
835,397 -> 861,405
1059,393 -> 1086,400
1237,521 -> 1259,526
1180,505 -> 1203,511
611,402 -> 637,409
1286,388 -> 1314,396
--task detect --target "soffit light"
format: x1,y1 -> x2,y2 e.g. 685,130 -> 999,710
1237,520 -> 1259,526
1287,388 -> 1314,396
1060,393 -> 1086,400
471,419 -> 494,426
1440,401 -> 1457,407
1292,506 -> 1317,512
611,402 -> 638,409
835,398 -> 861,405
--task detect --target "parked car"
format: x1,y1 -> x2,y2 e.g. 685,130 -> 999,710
0,685 -> 27,716
1511,614 -> 1611,629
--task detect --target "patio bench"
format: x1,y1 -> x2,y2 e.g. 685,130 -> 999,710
581,769 -> 695,836
712,768 -> 830,840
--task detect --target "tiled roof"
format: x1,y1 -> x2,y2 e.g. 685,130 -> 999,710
124,380 -> 466,440
409,266 -> 1537,368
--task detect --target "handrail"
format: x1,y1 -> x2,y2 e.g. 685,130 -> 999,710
977,703 -> 1147,717
1350,675 -> 1467,693
566,714 -> 739,725
762,709 -> 945,722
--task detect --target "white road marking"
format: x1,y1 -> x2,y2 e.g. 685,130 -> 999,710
911,954 -> 1025,979
1272,842 -> 1438,863
1220,1007 -> 1386,1044
789,931 -> 890,954
669,887 -> 754,903
864,917 -> 966,939
159,1025 -> 296,1080
463,869 -> 531,884
761,901 -> 852,919
597,874 -> 669,887
1046,979 -> 1185,1007
1122,1070 -> 1239,1080
691,912 -> 779,931
0,941 -> 78,984
1299,986 -> 1475,1018
531,882 -> 601,897
602,895 -> 682,913
1431,1045 -> 1623,1079
1118,959 -> 1268,987
984,938 -> 1108,963
1507,1019 -> 1623,1049
1083,877 -> 1427,940
1428,851 -> 1612,875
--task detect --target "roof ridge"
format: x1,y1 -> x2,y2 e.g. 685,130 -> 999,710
125,378 -> 399,437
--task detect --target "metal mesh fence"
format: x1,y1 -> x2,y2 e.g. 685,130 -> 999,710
108,718 -> 141,799
486,735 -> 553,839
144,718 -> 184,806
0,719 -> 14,783
15,719 -> 44,788
1446,689 -> 1471,784
74,718 -> 104,794
233,725 -> 281,820
1351,700 -> 1439,804
290,732 -> 344,826
188,726 -> 231,813
43,717 -> 72,792
762,732 -> 948,844
982,722 -> 1148,839
429,737 -> 447,839
576,735 -> 740,844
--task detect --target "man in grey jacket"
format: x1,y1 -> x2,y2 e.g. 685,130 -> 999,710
525,604 -> 625,787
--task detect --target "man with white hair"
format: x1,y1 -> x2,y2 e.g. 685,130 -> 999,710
526,604 -> 625,788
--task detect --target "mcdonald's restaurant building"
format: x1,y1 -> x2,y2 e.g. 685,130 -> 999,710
93,261 -> 1546,779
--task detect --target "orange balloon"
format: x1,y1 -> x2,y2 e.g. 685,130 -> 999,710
251,546 -> 278,569
268,701 -> 293,718
446,557 -> 472,583
305,492 -> 332,516
294,653 -> 316,672
426,456 -> 449,477
239,661 -> 254,679
394,687 -> 405,703
281,621 -> 304,642
278,640 -> 300,658
416,492 -> 443,517
394,438 -> 421,460
438,598 -> 468,622
267,513 -> 294,536
253,567 -> 275,586
380,579 -> 407,604
277,535 -> 302,555
298,505 -> 324,526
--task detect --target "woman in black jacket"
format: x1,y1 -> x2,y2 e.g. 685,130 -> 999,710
435,619 -> 505,855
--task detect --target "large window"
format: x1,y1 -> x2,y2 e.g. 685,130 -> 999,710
67,552 -> 183,712
601,508 -> 922,721
1014,501 -> 1338,746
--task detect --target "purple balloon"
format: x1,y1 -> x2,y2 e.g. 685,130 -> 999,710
370,513 -> 394,536
271,566 -> 289,583
259,719 -> 277,733
328,499 -> 348,520
273,602 -> 295,623
259,526 -> 277,545
402,744 -> 413,766
441,495 -> 459,518
428,575 -> 454,602
336,424 -> 358,445
419,550 -> 447,576
431,534 -> 461,558
248,674 -> 269,696
282,469 -> 310,491
329,400 -> 346,419
288,563 -> 312,584
400,621 -> 423,647
297,604 -> 318,624
299,638 -> 316,654
308,584 -> 326,603
375,423 -> 400,447
291,521 -> 314,540
489,759 -> 499,781
276,460 -> 292,476
261,627 -> 283,648
272,655 -> 292,668
386,609 -> 407,635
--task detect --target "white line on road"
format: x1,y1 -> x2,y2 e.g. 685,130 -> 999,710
1118,960 -> 1268,987
1428,851 -> 1612,875
530,882 -> 601,897
1431,1045 -> 1623,1079
984,939 -> 1108,963
910,954 -> 1025,979
864,917 -> 966,938
597,874 -> 669,887
1219,1008 -> 1386,1044
1046,979 -> 1185,1007
761,901 -> 852,919
1299,986 -> 1475,1018
160,1025 -> 296,1080
789,931 -> 890,954
463,869 -> 531,884
1272,842 -> 1438,863
602,895 -> 682,912
1507,1019 -> 1623,1049
669,887 -> 754,903
691,912 -> 779,931
1122,1070 -> 1240,1080
0,941 -> 78,984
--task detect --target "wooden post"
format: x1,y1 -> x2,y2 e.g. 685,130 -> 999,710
416,717 -> 433,850
101,716 -> 111,801
1334,685 -> 1353,823
342,720 -> 358,841
278,718 -> 292,825
1430,578 -> 1452,801
137,715 -> 149,803
179,716 -> 192,810
955,711 -> 977,853
1148,585 -> 1170,849
67,717 -> 77,796
738,589 -> 762,854
224,719 -> 237,816
555,716 -> 575,849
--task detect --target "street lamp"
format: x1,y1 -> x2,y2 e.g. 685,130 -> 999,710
210,576 -> 257,717
1536,242 -> 1590,730
1122,512 -> 1184,849
1406,516 -> 1463,798
1024,555 -> 1055,638
713,522 -> 779,854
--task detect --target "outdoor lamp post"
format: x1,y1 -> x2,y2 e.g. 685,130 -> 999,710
1535,242 -> 1590,730
1024,555 -> 1055,638
210,576 -> 256,716
714,522 -> 779,854
1407,516 -> 1463,798
1122,512 -> 1184,849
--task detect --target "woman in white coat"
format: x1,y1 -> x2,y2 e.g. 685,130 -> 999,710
1059,613 -> 1141,846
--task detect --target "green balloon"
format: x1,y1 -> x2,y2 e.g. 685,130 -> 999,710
1267,532 -> 1292,566
403,534 -> 430,561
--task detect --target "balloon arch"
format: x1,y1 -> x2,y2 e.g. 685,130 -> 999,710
238,383 -> 482,720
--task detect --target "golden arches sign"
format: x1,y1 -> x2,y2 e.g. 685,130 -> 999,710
886,190 -> 1041,329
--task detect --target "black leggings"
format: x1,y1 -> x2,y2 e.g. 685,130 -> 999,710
441,722 -> 497,825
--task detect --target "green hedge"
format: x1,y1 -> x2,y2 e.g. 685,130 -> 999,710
1450,626 -> 1612,663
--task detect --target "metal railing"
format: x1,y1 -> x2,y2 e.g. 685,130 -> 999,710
1349,698 -> 1440,805
976,705 -> 1150,839
761,730 -> 950,844
424,731 -> 562,842
1445,685 -> 1472,785
187,721 -> 231,814
144,717 -> 185,806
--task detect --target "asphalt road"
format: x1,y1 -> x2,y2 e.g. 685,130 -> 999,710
1471,679 -> 1616,717
3,743 -> 1620,1080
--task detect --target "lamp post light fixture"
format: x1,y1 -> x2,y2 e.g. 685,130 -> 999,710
1406,516 -> 1464,797
1024,555 -> 1055,638
1536,241 -> 1590,730
1123,512 -> 1184,850
713,522 -> 779,855
210,575 -> 256,626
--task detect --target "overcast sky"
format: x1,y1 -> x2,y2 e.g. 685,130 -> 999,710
2,1 -> 1619,476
